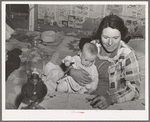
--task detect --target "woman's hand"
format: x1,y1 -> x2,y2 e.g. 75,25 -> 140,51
68,68 -> 92,86
90,95 -> 117,109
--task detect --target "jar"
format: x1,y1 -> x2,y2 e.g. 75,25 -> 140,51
26,39 -> 45,78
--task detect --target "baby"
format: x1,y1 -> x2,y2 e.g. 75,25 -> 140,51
57,42 -> 99,94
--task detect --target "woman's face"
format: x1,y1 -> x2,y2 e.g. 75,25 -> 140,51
101,27 -> 121,53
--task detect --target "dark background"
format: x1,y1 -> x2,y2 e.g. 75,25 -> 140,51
6,4 -> 29,13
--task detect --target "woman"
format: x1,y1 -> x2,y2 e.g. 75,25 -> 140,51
68,15 -> 141,109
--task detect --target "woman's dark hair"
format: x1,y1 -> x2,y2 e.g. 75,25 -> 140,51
94,15 -> 128,42
79,38 -> 92,50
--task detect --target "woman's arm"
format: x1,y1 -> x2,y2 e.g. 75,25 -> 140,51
68,67 -> 92,86
90,51 -> 141,109
115,51 -> 141,103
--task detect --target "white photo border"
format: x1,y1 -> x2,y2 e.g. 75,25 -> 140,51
2,1 -> 149,121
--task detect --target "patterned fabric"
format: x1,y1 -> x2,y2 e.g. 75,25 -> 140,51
95,40 -> 141,103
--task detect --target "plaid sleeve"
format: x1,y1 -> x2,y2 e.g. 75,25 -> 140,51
115,51 -> 141,103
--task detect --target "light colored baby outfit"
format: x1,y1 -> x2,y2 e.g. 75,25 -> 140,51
57,55 -> 98,94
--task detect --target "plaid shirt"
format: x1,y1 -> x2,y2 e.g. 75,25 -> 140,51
95,41 -> 141,103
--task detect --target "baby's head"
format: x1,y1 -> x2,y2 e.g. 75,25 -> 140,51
79,43 -> 98,67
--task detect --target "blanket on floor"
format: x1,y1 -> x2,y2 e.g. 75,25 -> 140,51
5,30 -> 145,109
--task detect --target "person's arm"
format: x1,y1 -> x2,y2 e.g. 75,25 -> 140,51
68,67 -> 92,86
114,51 -> 141,103
89,51 -> 141,109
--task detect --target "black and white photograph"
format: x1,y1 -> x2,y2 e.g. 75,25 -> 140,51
2,1 -> 149,121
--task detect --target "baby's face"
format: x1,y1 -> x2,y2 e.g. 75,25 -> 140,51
80,52 -> 96,67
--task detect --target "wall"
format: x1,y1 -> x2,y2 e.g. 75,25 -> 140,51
38,4 -> 145,32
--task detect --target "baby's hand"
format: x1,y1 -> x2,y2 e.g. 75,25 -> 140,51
63,59 -> 71,67
65,61 -> 71,67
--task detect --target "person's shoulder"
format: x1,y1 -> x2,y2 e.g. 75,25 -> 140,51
119,41 -> 137,59
119,41 -> 134,55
